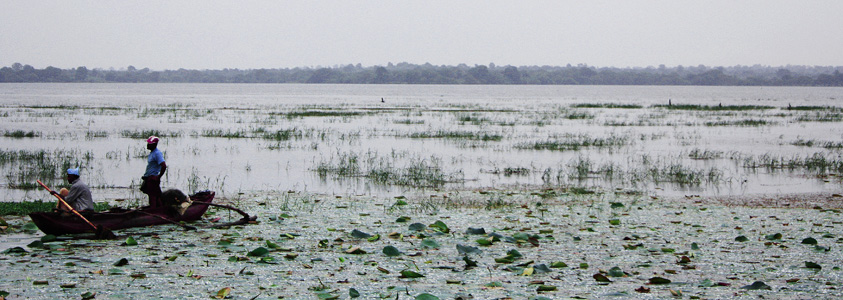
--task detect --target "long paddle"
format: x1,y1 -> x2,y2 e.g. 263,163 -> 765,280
37,180 -> 117,239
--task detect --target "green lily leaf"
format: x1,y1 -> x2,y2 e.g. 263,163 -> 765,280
400,270 -> 425,278
123,236 -> 138,246
248,247 -> 270,257
421,239 -> 440,249
383,245 -> 401,257
351,229 -> 372,239
430,220 -> 449,233
415,293 -> 440,300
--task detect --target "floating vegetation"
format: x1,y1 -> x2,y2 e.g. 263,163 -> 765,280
0,149 -> 94,189
201,129 -> 249,139
0,201 -> 112,215
653,104 -> 775,111
704,119 -> 771,126
408,131 -> 503,141
284,110 -> 367,118
791,139 -> 843,149
317,151 -> 459,188
796,112 -> 843,122
742,152 -> 843,174
517,134 -> 629,151
120,129 -> 181,139
3,130 -> 39,138
786,105 -> 841,111
261,128 -> 304,141
393,119 -> 425,125
85,131 -> 108,139
563,111 -> 594,120
688,148 -> 723,160
572,103 -> 643,109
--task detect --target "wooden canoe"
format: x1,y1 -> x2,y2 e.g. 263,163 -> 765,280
29,191 -> 215,235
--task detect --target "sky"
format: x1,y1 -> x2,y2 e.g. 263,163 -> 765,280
2,1 -> 842,70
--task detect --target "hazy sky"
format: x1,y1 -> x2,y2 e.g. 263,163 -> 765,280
2,1 -> 842,70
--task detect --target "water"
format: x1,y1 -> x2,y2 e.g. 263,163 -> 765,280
1,83 -> 841,203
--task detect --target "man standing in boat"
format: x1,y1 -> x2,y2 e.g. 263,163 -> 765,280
140,136 -> 167,208
53,168 -> 94,212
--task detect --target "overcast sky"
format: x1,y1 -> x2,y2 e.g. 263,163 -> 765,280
2,1 -> 842,70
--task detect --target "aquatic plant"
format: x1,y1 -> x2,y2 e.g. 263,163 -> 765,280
652,104 -> 775,111
572,103 -> 643,109
3,130 -> 39,138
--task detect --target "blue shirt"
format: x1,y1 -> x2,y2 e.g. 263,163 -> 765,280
144,148 -> 165,177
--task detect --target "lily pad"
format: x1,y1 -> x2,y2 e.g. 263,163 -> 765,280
741,281 -> 772,290
383,245 -> 401,257
802,237 -> 818,245
735,235 -> 749,242
351,229 -> 372,239
415,293 -> 439,300
536,285 -> 557,292
456,244 -> 482,255
247,247 -> 270,257
429,220 -> 449,233
534,264 -> 552,273
463,256 -> 478,267
608,266 -> 625,277
765,233 -> 783,240
465,227 -> 486,235
805,261 -> 822,269
421,239 -> 440,249
123,236 -> 138,246
593,273 -> 611,282
349,288 -> 360,298
649,277 -> 671,284
408,223 -> 426,231
400,270 -> 425,278
113,258 -> 129,266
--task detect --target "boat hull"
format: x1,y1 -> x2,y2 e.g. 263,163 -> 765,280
29,191 -> 215,235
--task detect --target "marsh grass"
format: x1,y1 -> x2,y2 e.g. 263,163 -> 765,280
201,129 -> 249,139
742,152 -> 843,174
283,111 -> 367,118
787,106 -> 842,111
688,148 -> 723,160
262,128 -> 304,141
121,129 -> 181,139
796,112 -> 843,122
791,139 -> 843,149
704,119 -> 771,126
517,134 -> 629,151
0,149 -> 94,189
408,130 -> 503,141
0,201 -> 112,215
393,119 -> 425,125
572,103 -> 643,109
548,156 -> 722,186
317,151 -> 457,188
85,130 -> 108,139
3,130 -> 39,138
653,104 -> 775,111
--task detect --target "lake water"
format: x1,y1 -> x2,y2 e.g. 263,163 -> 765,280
1,83 -> 842,203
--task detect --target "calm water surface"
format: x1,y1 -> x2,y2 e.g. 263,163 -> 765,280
1,83 -> 841,202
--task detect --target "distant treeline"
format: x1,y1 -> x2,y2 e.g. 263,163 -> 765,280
2,62 -> 843,86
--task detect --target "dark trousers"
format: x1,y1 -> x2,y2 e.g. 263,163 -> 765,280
140,177 -> 163,208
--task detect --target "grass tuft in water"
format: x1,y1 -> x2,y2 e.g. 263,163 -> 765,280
652,104 -> 775,111
3,130 -> 39,138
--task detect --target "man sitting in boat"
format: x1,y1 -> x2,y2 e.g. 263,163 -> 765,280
140,136 -> 167,208
52,168 -> 94,212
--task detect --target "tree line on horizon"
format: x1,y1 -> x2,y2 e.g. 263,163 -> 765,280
1,62 -> 842,86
